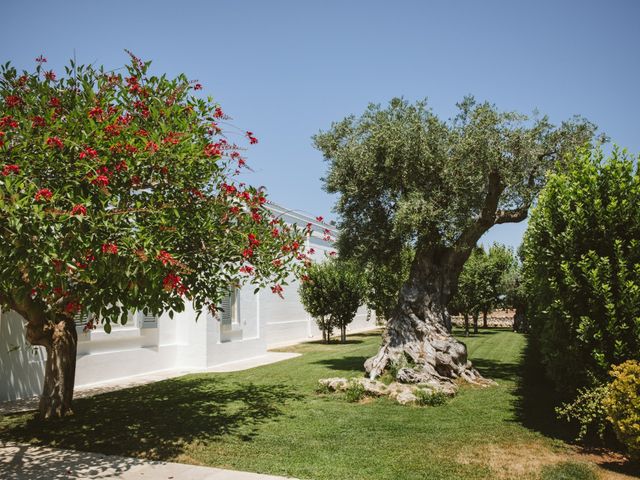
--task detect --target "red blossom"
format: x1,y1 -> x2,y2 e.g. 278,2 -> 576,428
136,128 -> 149,137
2,164 -> 19,176
118,113 -> 133,125
213,107 -> 224,118
271,284 -> 284,298
204,142 -> 221,157
271,228 -> 280,238
248,233 -> 260,247
31,116 -> 46,128
46,136 -> 64,149
145,141 -> 159,153
35,188 -> 53,201
245,131 -> 258,144
229,206 -> 240,215
71,204 -> 87,216
157,250 -> 177,266
79,147 -> 98,159
44,70 -> 56,81
221,183 -> 236,195
209,122 -> 221,135
242,248 -> 254,259
272,259 -> 282,267
329,251 -> 337,256
163,132 -> 182,145
194,83 -> 202,90
88,106 -> 104,120
124,144 -> 138,154
49,97 -> 61,108
162,272 -> 187,294
35,55 -> 47,63
104,123 -> 122,137
5,95 -> 22,108
239,265 -> 254,274
64,301 -> 81,314
251,211 -> 262,222
91,175 -> 110,188
115,160 -> 128,172
315,216 -> 324,222
308,248 -> 316,255
0,116 -> 18,128
101,243 -> 118,255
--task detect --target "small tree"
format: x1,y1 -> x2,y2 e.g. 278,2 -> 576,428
450,248 -> 488,335
0,54 -> 306,418
299,259 -> 364,343
480,243 -> 517,328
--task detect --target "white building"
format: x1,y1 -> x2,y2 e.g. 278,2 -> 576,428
0,204 -> 376,402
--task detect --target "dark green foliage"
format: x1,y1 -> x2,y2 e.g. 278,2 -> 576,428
298,259 -> 364,342
414,389 -> 448,407
344,379 -> 366,403
362,248 -> 413,322
522,147 -> 640,394
555,384 -> 610,441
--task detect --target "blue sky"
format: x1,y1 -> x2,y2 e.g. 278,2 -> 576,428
3,0 -> 639,249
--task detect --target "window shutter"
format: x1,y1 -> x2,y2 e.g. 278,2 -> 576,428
74,312 -> 90,327
219,294 -> 232,328
141,312 -> 158,329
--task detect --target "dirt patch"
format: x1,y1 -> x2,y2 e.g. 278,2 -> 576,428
457,440 -> 638,480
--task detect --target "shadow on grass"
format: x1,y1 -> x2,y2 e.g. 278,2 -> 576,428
471,358 -> 520,382
0,376 -> 303,461
313,355 -> 369,373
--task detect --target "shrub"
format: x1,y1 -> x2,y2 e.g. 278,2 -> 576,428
521,147 -> 640,394
315,381 -> 331,395
540,461 -> 598,480
603,360 -> 640,461
344,379 -> 366,403
414,389 -> 447,407
556,384 -> 610,441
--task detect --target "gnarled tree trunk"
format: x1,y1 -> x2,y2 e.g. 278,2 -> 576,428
26,314 -> 78,418
365,244 -> 490,391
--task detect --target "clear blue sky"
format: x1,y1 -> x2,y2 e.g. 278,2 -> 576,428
3,1 -> 639,249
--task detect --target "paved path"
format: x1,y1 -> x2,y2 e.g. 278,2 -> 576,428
0,352 -> 300,415
0,442 -> 298,479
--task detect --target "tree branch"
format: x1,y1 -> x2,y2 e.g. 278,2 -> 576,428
495,206 -> 529,224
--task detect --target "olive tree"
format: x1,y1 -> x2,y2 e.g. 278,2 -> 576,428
314,97 -> 596,388
0,54 -> 306,418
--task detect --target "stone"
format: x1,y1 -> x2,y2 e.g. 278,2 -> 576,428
355,378 -> 388,396
395,390 -> 418,405
318,377 -> 348,391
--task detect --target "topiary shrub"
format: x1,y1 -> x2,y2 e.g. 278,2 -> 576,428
603,360 -> 640,461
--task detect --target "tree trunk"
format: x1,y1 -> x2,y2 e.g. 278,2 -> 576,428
365,244 -> 491,392
26,314 -> 78,419
341,325 -> 346,343
464,313 -> 469,337
482,310 -> 488,328
473,312 -> 479,334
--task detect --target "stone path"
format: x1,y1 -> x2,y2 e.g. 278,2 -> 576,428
0,442 -> 298,479
0,352 -> 300,415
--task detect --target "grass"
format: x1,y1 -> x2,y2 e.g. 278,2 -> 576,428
0,328 -> 637,479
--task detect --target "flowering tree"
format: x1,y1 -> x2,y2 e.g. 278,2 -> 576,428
0,53 -> 307,418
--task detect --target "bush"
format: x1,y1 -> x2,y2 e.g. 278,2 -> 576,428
556,384 -> 610,441
540,461 -> 598,480
603,360 -> 640,461
344,379 -> 366,403
521,147 -> 640,394
414,389 -> 447,407
299,259 -> 364,343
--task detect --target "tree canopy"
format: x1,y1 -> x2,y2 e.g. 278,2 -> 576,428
314,97 -> 597,267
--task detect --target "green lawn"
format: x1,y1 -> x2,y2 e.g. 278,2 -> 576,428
0,329 -> 633,479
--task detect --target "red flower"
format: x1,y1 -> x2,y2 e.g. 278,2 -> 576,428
213,107 -> 224,118
163,132 -> 182,145
162,272 -> 187,294
79,147 -> 98,159
246,131 -> 258,145
0,116 -> 18,128
221,183 -> 236,195
44,70 -> 56,81
2,164 -> 19,176
71,204 -> 87,216
272,259 -> 282,267
115,160 -> 128,172
49,97 -> 61,108
204,142 -> 222,157
271,228 -> 280,238
251,211 -> 262,222
104,123 -> 122,137
64,301 -> 81,314
32,116 -> 46,128
118,113 -> 133,125
209,122 -> 221,135
194,83 -> 202,90
315,216 -> 324,222
46,136 -> 64,149
35,55 -> 47,63
239,265 -> 254,274
101,243 -> 118,255
308,248 -> 316,255
157,250 -> 177,266
35,188 -> 53,201
91,175 -> 109,187
242,248 -> 254,259
248,233 -> 260,247
145,141 -> 159,153
124,144 -> 138,154
329,251 -> 337,257
5,95 -> 22,108
229,206 -> 240,215
88,106 -> 104,120
136,128 -> 149,137
271,284 -> 284,298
